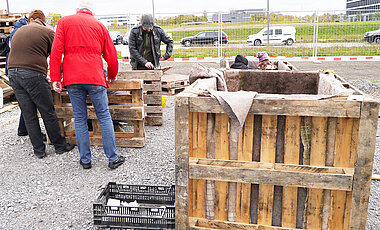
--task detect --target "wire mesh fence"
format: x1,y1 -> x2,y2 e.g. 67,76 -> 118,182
101,9 -> 380,59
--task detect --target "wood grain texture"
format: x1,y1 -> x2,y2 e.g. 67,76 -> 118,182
329,118 -> 354,230
175,96 -> 190,230
236,114 -> 254,223
349,101 -> 379,229
258,115 -> 277,226
306,117 -> 328,230
214,114 -> 229,221
282,116 -> 301,228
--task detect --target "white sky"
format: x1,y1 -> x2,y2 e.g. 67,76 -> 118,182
1,0 -> 347,16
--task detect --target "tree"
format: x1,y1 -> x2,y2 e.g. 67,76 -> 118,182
355,12 -> 362,22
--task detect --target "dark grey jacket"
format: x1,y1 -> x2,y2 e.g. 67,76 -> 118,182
128,25 -> 174,69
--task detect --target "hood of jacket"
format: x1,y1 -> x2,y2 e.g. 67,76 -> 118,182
14,17 -> 28,30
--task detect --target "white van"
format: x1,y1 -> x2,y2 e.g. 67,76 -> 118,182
247,26 -> 296,46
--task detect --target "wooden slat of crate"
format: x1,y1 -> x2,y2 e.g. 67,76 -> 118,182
53,79 -> 145,147
117,70 -> 163,126
175,91 -> 379,229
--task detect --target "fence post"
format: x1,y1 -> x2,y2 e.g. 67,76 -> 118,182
218,12 -> 222,58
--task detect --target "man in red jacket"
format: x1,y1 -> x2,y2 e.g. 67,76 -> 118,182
49,0 -> 125,170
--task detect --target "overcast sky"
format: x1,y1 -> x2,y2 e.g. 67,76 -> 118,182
1,0 -> 347,16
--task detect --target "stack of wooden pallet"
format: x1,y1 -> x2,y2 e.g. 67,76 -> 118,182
52,79 -> 146,147
117,70 -> 164,126
0,13 -> 24,34
161,73 -> 189,95
175,70 -> 379,229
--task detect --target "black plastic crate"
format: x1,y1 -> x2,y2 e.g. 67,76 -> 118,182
93,182 -> 175,229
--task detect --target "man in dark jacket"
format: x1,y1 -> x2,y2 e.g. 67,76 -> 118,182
8,10 -> 74,159
129,14 -> 174,70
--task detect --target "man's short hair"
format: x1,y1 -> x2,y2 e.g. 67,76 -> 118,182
29,10 -> 46,23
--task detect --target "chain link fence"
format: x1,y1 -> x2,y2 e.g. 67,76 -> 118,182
102,9 -> 380,59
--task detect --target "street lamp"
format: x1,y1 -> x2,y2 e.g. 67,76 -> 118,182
152,0 -> 155,19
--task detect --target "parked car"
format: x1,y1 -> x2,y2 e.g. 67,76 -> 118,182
122,32 -> 129,45
364,28 -> 380,44
108,31 -> 123,45
247,26 -> 296,46
180,31 -> 228,47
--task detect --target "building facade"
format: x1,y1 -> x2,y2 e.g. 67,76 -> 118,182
212,9 -> 265,23
346,0 -> 380,21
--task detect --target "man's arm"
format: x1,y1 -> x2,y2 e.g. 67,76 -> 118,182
102,27 -> 118,81
159,28 -> 174,60
49,20 -> 65,83
128,28 -> 148,65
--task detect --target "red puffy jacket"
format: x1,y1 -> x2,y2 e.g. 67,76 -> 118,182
50,9 -> 118,87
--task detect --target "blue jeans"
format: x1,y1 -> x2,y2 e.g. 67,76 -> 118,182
66,84 -> 117,164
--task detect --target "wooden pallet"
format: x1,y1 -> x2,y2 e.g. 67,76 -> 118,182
162,73 -> 189,95
0,26 -> 12,34
175,71 -> 379,229
52,79 -> 146,147
117,70 -> 163,126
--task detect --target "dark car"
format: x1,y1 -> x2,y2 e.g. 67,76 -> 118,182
109,31 -> 123,45
180,31 -> 228,47
364,28 -> 380,44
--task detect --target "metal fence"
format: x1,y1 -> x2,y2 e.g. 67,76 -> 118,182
103,9 -> 380,59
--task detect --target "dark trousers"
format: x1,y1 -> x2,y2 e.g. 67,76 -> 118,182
18,112 -> 27,135
8,68 -> 67,155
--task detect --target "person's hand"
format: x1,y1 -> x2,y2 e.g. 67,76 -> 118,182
145,62 -> 154,69
108,77 -> 116,83
159,56 -> 165,61
52,81 -> 63,93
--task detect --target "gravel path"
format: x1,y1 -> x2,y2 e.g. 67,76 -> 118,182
0,61 -> 379,229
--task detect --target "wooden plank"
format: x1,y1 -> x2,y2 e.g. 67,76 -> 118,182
329,117 -> 354,230
92,119 -> 101,136
282,116 -> 301,228
343,118 -> 359,230
175,96 -> 190,230
117,70 -> 162,80
189,158 -> 354,191
189,112 -> 195,217
194,112 -> 207,218
190,97 -> 361,118
273,116 -> 285,226
145,106 -> 163,114
55,106 -> 144,120
144,95 -> 162,104
321,117 -> 337,230
143,84 -> 162,92
206,113 -> 215,220
236,114 -> 254,224
66,136 -> 145,147
144,116 -> 163,126
306,117 -> 328,229
132,88 -> 145,138
214,113 -> 229,221
251,115 -> 262,224
0,103 -> 18,114
108,79 -> 143,90
258,115 -> 277,226
189,217 -> 298,230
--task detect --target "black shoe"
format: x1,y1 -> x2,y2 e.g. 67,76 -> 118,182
80,159 -> 92,169
108,156 -> 125,169
56,143 -> 75,154
17,131 -> 28,136
35,152 -> 46,159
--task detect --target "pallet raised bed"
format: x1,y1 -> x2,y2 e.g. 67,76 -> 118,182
175,70 -> 379,229
53,79 -> 146,147
117,70 -> 163,126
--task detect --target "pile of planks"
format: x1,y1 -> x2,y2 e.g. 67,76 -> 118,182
0,13 -> 24,35
0,71 -> 13,99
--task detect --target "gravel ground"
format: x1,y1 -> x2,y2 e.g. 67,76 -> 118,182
0,61 -> 379,229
